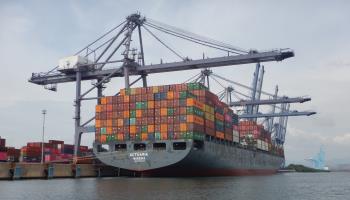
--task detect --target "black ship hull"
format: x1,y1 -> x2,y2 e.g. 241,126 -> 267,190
93,139 -> 284,177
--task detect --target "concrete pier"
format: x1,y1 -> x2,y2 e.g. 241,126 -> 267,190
76,164 -> 97,177
0,162 -> 122,180
0,162 -> 11,180
14,163 -> 46,179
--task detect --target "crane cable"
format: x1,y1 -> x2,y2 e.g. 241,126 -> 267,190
145,18 -> 248,54
142,25 -> 185,61
44,20 -> 127,75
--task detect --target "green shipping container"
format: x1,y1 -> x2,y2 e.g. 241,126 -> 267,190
141,102 -> 148,109
130,110 -> 136,118
135,133 -> 141,140
141,126 -> 148,132
187,83 -> 207,90
167,108 -> 174,115
136,102 -> 142,109
186,107 -> 204,116
130,118 -> 136,125
179,91 -> 196,99
106,135 -> 115,142
155,132 -> 161,140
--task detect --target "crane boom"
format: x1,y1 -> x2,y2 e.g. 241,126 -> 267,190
239,111 -> 316,119
230,97 -> 311,106
29,50 -> 294,85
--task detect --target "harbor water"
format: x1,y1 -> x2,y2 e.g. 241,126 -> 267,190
0,172 -> 348,200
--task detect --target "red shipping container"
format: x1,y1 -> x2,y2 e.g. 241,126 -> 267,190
0,152 -> 8,161
49,140 -> 64,145
0,138 -> 5,148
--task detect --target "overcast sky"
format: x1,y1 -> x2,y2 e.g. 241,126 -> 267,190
0,0 -> 349,165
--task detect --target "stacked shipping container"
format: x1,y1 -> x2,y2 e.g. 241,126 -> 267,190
0,137 -> 7,161
95,83 -> 239,144
0,137 -> 5,148
20,140 -> 89,163
0,137 -> 21,162
238,120 -> 272,151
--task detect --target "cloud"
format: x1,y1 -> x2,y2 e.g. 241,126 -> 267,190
285,126 -> 350,164
333,133 -> 350,145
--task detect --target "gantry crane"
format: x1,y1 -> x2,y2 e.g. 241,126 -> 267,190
191,66 -> 315,146
29,13 -> 303,157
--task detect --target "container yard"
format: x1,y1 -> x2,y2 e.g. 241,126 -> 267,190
20,140 -> 89,163
0,136 -> 132,180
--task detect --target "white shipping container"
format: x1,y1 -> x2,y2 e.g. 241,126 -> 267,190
232,130 -> 239,137
233,135 -> 240,143
58,55 -> 93,71
256,139 -> 264,150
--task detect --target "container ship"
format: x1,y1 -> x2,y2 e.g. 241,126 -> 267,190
93,83 -> 284,176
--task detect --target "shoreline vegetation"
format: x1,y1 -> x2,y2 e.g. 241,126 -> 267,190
282,164 -> 330,172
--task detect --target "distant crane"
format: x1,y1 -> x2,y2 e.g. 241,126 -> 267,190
28,13 -> 312,158
306,146 -> 327,170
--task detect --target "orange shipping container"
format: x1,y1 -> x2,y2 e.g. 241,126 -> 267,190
148,125 -> 154,132
141,133 -> 148,141
161,124 -> 168,132
167,91 -> 174,99
161,132 -> 168,140
186,98 -> 204,110
107,127 -> 113,134
117,119 -> 124,126
187,115 -> 204,125
100,135 -> 107,143
107,120 -> 113,127
96,105 -> 102,112
106,96 -> 113,104
124,95 -> 129,103
130,126 -> 136,134
119,89 -> 126,96
161,108 -> 167,116
101,97 -> 107,105
95,120 -> 101,128
180,123 -> 187,131
148,101 -> 155,109
117,134 -> 124,141
107,105 -> 113,112
216,131 -> 225,139
136,110 -> 142,117
123,111 -> 129,118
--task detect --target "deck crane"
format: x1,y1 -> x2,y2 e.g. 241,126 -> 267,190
29,13 -> 299,157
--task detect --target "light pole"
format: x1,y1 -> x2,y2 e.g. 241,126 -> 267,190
41,109 -> 47,164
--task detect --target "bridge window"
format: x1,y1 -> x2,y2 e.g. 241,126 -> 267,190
153,143 -> 166,150
173,142 -> 186,150
134,143 -> 146,151
115,144 -> 127,151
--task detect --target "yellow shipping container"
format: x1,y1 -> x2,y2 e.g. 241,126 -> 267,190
205,105 -> 214,114
152,86 -> 159,93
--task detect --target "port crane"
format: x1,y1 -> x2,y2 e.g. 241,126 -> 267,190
187,67 -> 315,146
28,13 -> 313,157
